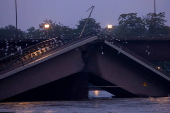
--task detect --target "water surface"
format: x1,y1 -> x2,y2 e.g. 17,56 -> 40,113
0,90 -> 170,113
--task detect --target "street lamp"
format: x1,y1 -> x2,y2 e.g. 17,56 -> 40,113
154,0 -> 156,14
44,24 -> 50,38
15,0 -> 18,39
44,24 -> 50,29
107,24 -> 113,29
154,0 -> 157,36
107,23 -> 113,38
107,24 -> 113,32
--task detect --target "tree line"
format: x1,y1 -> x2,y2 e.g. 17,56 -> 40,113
0,12 -> 170,39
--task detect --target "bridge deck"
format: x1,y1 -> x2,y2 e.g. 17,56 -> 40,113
0,36 -> 98,79
105,40 -> 170,84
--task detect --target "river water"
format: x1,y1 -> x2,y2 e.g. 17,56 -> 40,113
0,90 -> 170,113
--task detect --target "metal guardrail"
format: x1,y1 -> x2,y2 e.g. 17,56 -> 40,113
105,38 -> 170,78
0,36 -> 94,75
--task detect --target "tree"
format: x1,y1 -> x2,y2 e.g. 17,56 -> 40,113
116,13 -> 146,38
159,25 -> 170,36
76,18 -> 101,37
26,27 -> 40,39
0,25 -> 24,39
27,27 -> 36,33
143,12 -> 167,36
39,19 -> 74,39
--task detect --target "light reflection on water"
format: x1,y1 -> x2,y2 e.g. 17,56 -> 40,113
0,91 -> 170,113
89,90 -> 114,98
94,90 -> 99,96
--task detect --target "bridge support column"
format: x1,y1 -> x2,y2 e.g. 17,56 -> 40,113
69,72 -> 89,100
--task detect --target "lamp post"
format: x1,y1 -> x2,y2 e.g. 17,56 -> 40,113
154,0 -> 156,14
154,0 -> 157,36
44,24 -> 50,38
107,23 -> 113,37
107,24 -> 113,29
15,0 -> 18,39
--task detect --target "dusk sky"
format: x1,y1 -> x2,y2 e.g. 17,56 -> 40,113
0,0 -> 170,31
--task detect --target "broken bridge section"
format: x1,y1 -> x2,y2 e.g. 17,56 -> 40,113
88,40 -> 170,97
0,36 -> 98,101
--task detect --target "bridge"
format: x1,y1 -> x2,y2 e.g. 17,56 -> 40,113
0,36 -> 170,101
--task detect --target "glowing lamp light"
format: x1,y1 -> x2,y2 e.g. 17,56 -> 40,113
94,90 -> 99,96
44,24 -> 50,29
157,67 -> 161,70
107,24 -> 113,29
143,82 -> 147,86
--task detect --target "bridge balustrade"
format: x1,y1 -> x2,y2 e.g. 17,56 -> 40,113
0,36 -> 85,75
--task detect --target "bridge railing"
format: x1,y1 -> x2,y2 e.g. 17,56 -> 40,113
105,38 -> 170,77
0,36 -> 93,75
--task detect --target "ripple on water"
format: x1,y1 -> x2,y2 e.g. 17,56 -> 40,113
0,92 -> 170,113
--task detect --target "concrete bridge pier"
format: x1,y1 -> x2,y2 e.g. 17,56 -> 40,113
2,72 -> 89,102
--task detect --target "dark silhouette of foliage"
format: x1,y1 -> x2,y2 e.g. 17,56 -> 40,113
76,18 -> 101,37
26,27 -> 40,39
0,13 -> 169,40
39,19 -> 75,39
0,25 -> 25,39
144,12 -> 167,36
112,12 -> 170,38
115,13 -> 146,38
